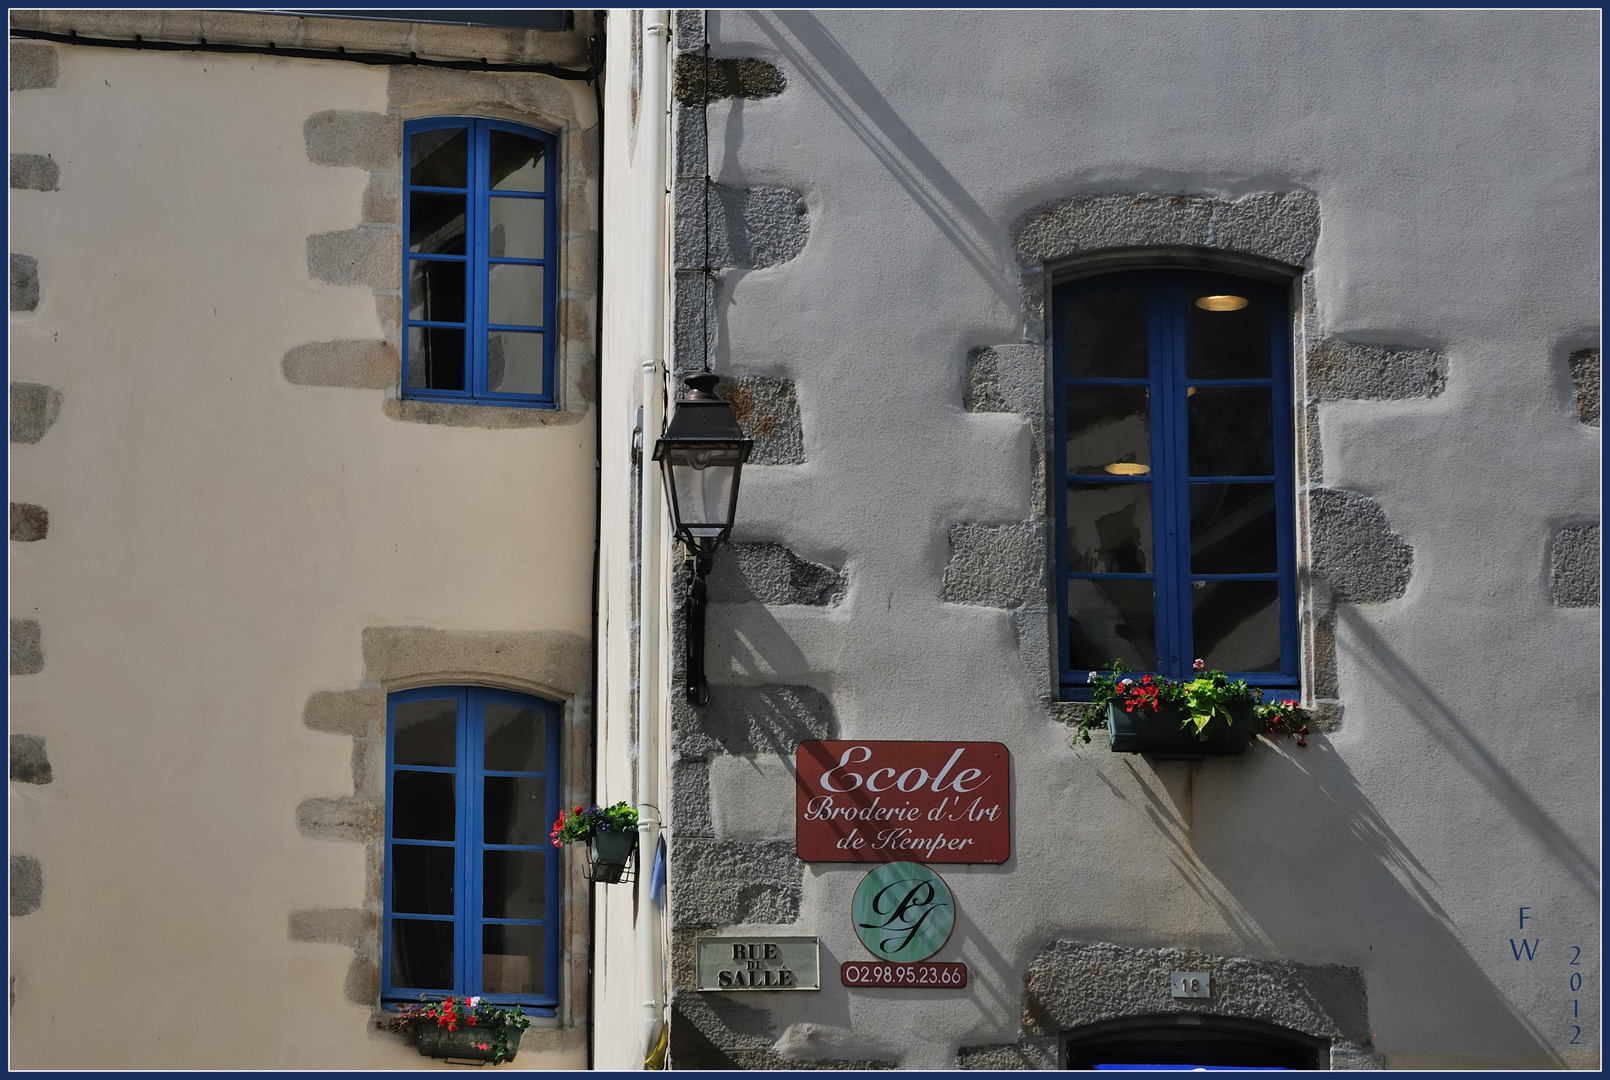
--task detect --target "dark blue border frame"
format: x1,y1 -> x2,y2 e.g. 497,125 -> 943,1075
1054,269 -> 1299,700
402,117 -> 560,407
382,685 -> 563,1015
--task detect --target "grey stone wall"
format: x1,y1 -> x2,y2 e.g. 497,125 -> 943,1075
1308,488 -> 1414,604
9,856 -> 42,917
10,254 -> 39,312
673,54 -> 785,105
716,376 -> 805,465
9,383 -> 61,444
941,522 -> 1047,608
10,154 -> 59,193
9,735 -> 52,785
1569,348 -> 1600,427
9,503 -> 48,542
9,619 -> 43,676
1550,525 -> 1600,608
1306,340 -> 1447,401
674,180 -> 810,271
708,542 -> 844,606
1014,191 -> 1320,270
9,42 -> 58,91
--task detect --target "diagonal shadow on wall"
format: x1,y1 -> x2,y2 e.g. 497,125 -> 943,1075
1139,738 -> 1566,1064
1334,605 -> 1598,897
746,10 -> 1021,309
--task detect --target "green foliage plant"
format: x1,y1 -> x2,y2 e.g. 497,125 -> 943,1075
548,800 -> 639,847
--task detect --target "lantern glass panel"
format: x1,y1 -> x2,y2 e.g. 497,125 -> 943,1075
665,446 -> 744,538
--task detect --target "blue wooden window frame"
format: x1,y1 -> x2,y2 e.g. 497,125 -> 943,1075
383,686 -> 563,1015
1053,269 -> 1298,699
402,117 -> 559,407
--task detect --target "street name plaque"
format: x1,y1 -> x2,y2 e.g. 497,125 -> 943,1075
696,936 -> 821,991
796,740 -> 1010,863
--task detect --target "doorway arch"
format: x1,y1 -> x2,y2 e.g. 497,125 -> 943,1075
1063,1013 -> 1329,1070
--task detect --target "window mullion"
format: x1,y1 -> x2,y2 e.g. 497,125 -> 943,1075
1151,282 -> 1183,679
460,687 -> 477,996
1170,280 -> 1199,679
469,120 -> 489,399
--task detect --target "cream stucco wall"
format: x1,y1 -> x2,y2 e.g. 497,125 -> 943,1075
10,32 -> 596,1069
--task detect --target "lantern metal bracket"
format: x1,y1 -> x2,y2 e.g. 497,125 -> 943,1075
651,373 -> 754,707
682,538 -> 718,705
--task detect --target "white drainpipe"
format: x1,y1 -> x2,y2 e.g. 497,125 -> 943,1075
637,8 -> 671,1068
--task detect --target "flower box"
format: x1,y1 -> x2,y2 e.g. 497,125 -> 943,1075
415,1023 -> 523,1063
1106,699 -> 1255,758
588,828 -> 638,884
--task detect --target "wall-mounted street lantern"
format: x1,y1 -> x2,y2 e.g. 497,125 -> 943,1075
653,373 -> 754,704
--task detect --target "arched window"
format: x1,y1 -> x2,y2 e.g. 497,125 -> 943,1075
403,117 -> 559,406
1063,1013 -> 1327,1069
383,686 -> 562,1014
1053,268 -> 1297,695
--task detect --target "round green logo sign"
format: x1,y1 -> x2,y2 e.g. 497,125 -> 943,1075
851,862 -> 955,962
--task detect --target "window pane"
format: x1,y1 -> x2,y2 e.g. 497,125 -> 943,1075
407,327 -> 466,391
1190,484 -> 1278,574
1067,483 -> 1152,573
408,260 -> 466,323
484,777 -> 546,846
410,128 -> 468,188
488,264 -> 544,326
483,850 -> 546,920
391,919 -> 454,990
391,844 -> 455,916
485,704 -> 546,772
1192,580 -> 1281,672
392,771 -> 455,841
1067,386 -> 1150,476
487,332 -> 545,396
1187,292 -> 1271,379
1068,579 -> 1156,671
489,130 -> 545,192
409,193 -> 466,255
482,924 -> 545,995
489,196 -> 545,259
671,456 -> 740,539
1063,287 -> 1148,378
1188,387 -> 1274,476
394,699 -> 457,767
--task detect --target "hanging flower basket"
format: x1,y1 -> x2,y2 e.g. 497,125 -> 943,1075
550,801 -> 640,884
587,828 -> 639,884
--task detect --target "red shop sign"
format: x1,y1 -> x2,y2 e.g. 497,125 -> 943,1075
795,740 -> 1010,864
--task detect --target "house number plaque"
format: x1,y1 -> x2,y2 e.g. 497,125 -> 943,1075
697,936 -> 820,991
1171,971 -> 1211,998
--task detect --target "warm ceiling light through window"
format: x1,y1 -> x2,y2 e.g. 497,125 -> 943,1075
1103,462 -> 1151,476
1195,294 -> 1248,312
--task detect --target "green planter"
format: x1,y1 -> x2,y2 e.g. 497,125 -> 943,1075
1106,700 -> 1254,758
415,1023 -> 522,1064
588,828 -> 638,884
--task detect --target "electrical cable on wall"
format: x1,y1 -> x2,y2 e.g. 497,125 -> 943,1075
701,14 -> 713,374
